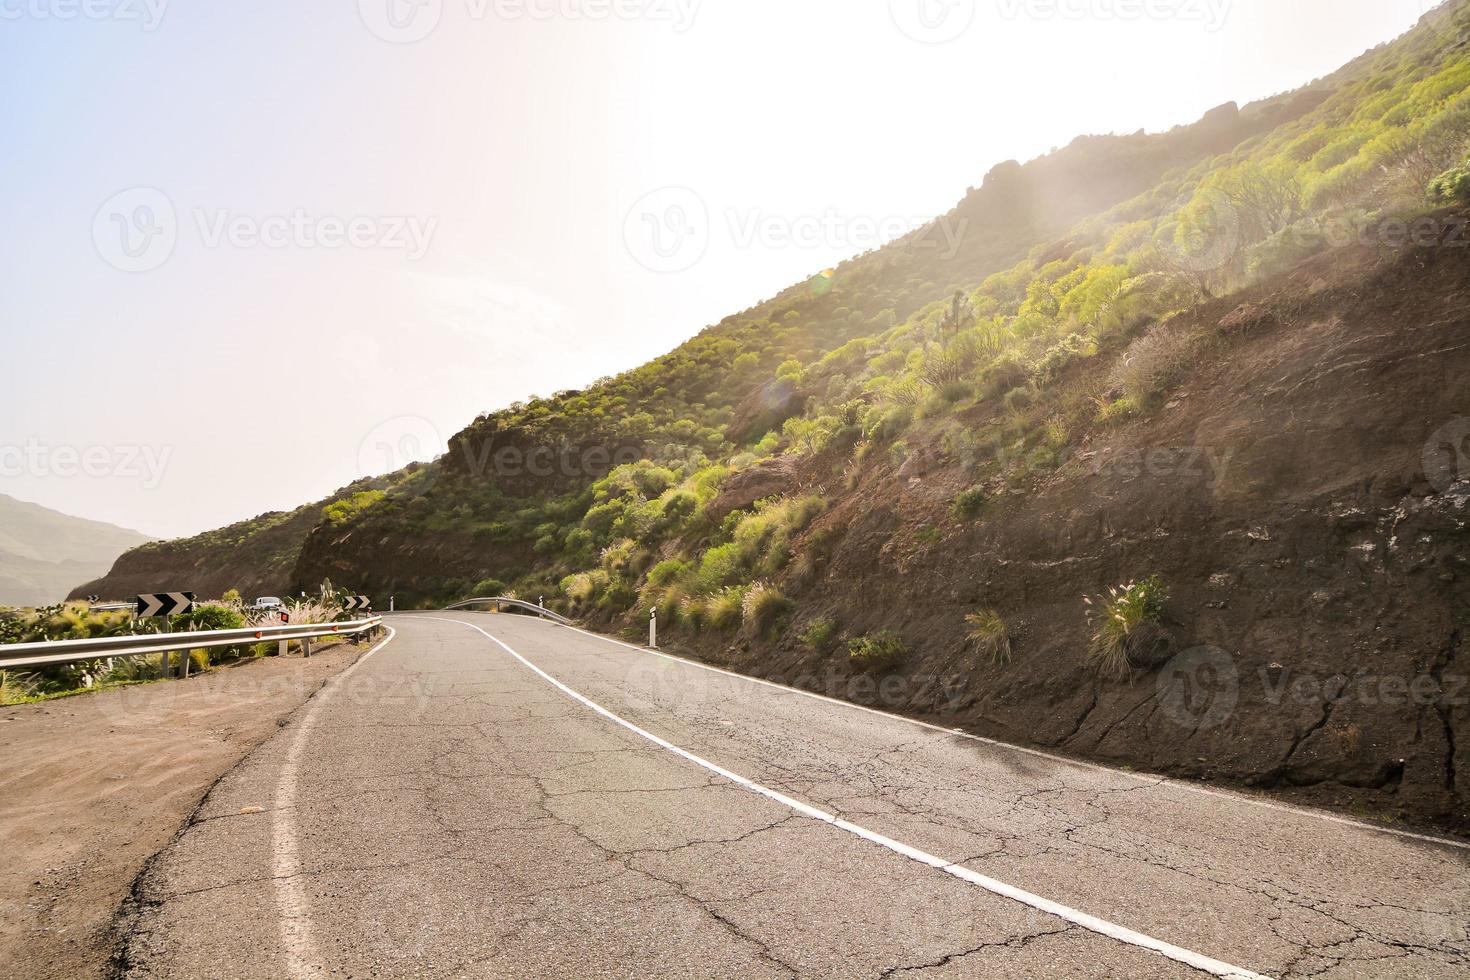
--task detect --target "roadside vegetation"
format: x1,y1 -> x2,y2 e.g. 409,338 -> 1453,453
0,583 -> 371,705
1084,576 -> 1171,679
965,610 -> 1012,666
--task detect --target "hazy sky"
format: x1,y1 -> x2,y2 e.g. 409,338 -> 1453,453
0,0 -> 1434,538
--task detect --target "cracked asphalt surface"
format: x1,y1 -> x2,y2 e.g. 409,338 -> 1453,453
116,613 -> 1470,979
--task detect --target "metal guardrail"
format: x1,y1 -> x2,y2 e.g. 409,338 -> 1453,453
444,597 -> 571,625
0,617 -> 384,670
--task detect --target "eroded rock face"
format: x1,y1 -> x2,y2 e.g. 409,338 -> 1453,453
686,231 -> 1470,836
706,457 -> 802,525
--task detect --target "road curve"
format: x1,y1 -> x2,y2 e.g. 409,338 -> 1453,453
117,613 -> 1469,979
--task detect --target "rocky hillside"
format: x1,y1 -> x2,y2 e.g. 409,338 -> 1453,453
0,495 -> 152,606
70,477 -> 391,602
84,4 -> 1470,832
701,226 -> 1469,833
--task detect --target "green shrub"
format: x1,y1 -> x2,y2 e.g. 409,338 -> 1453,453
952,486 -> 988,520
661,489 -> 700,521
705,586 -> 747,630
679,595 -> 707,631
561,572 -> 598,608
741,582 -> 793,638
965,609 -> 1011,666
1429,162 -> 1470,203
938,380 -> 973,403
322,490 -> 384,526
1095,396 -> 1138,426
979,356 -> 1028,400
1086,575 -> 1170,679
862,404 -> 913,443
800,617 -> 838,651
472,578 -> 507,597
646,559 -> 688,588
848,630 -> 906,672
1002,386 -> 1035,416
1030,334 -> 1098,386
0,670 -> 41,705
171,604 -> 244,633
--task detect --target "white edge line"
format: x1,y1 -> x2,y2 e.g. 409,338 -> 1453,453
488,616 -> 1470,854
425,615 -> 1271,980
271,625 -> 398,979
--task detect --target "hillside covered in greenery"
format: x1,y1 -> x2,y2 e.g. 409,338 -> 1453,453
267,3 -> 1470,614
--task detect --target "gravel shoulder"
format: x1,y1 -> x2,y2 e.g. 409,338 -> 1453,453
0,639 -> 375,980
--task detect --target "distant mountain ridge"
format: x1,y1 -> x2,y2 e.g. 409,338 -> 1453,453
0,494 -> 153,606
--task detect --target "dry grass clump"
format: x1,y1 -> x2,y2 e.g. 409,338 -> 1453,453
1111,325 -> 1199,404
965,609 -> 1011,666
1085,576 -> 1169,679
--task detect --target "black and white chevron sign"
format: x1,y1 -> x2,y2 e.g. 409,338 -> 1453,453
136,592 -> 195,618
343,595 -> 371,613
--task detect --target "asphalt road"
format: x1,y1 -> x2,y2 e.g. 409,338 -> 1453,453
117,613 -> 1470,979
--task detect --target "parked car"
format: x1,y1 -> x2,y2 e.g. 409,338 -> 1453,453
252,596 -> 283,611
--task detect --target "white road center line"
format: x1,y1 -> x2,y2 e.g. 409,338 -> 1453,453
271,625 -> 398,979
428,616 -> 1271,980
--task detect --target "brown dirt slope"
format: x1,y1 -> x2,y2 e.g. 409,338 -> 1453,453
698,222 -> 1470,835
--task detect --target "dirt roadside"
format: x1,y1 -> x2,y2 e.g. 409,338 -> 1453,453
0,639 -> 379,979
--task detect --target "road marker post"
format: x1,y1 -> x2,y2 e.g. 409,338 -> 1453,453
649,606 -> 658,649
